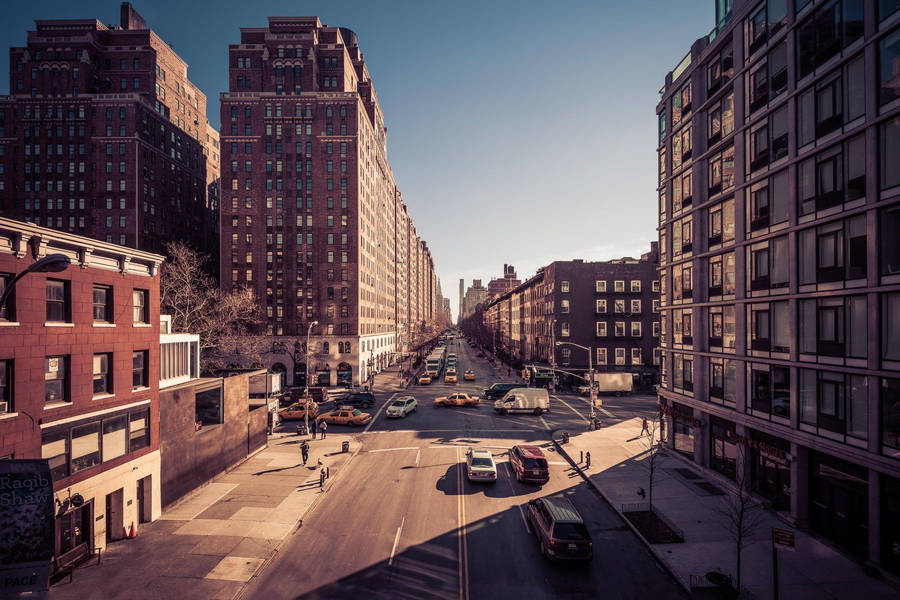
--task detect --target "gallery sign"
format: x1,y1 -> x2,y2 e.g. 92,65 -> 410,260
0,459 -> 55,594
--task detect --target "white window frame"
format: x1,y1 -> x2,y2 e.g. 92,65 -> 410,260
615,348 -> 626,365
652,299 -> 660,312
596,299 -> 607,313
615,321 -> 625,337
561,280 -> 570,292
595,280 -> 607,292
614,280 -> 625,292
631,348 -> 642,365
561,322 -> 570,337
652,321 -> 660,337
596,321 -> 607,336
614,299 -> 625,313
653,348 -> 662,365
596,348 -> 608,364
631,321 -> 642,337
631,299 -> 641,313
631,280 -> 641,292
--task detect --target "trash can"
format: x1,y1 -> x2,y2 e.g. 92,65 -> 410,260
342,440 -> 350,453
561,432 -> 570,445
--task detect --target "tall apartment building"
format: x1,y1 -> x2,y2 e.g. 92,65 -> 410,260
656,0 -> 900,573
459,278 -> 464,323
0,3 -> 220,262
482,244 -> 660,387
220,17 -> 437,387
0,217 -> 164,571
462,278 -> 487,320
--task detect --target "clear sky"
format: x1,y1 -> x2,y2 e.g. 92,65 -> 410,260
0,0 -> 714,321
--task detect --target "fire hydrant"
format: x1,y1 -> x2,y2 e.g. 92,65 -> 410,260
561,431 -> 570,445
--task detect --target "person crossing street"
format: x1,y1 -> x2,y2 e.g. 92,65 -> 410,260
640,418 -> 650,437
320,420 -> 328,439
300,440 -> 310,465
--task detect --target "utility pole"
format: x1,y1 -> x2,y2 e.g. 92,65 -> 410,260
556,341 -> 596,428
304,320 -> 318,437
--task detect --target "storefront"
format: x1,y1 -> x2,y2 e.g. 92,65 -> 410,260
337,362 -> 353,385
671,402 -> 696,460
882,474 -> 900,576
314,364 -> 331,386
809,451 -> 869,559
53,497 -> 94,571
293,362 -> 306,389
709,416 -> 737,480
748,429 -> 791,512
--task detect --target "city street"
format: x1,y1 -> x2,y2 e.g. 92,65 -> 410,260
242,339 -> 683,599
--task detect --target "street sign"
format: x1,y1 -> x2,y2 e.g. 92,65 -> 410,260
772,528 -> 795,551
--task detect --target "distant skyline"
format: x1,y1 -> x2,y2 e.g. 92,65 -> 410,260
0,0 -> 714,321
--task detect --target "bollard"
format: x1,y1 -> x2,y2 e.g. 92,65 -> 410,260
585,451 -> 591,469
561,431 -> 570,445
580,450 -> 584,464
319,469 -> 326,488
342,440 -> 350,453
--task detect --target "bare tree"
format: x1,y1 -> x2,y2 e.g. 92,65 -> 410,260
643,416 -> 662,512
160,241 -> 263,372
715,442 -> 763,595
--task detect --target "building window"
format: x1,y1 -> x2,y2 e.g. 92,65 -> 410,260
41,430 -> 69,481
710,357 -> 736,404
560,299 -> 570,314
883,377 -> 900,450
884,293 -> 900,362
560,281 -> 569,292
133,289 -> 149,323
800,369 -> 868,440
881,204 -> 900,275
614,299 -> 626,313
631,348 -> 642,365
0,360 -> 11,413
708,145 -> 735,195
560,322 -> 570,337
631,322 -> 642,337
596,299 -> 607,313
630,280 -> 641,292
799,295 -> 867,359
748,235 -> 789,290
102,414 -> 127,462
596,321 -> 607,337
596,280 -> 607,292
70,422 -> 101,473
631,299 -> 642,313
748,363 -> 791,418
93,285 -> 112,323
615,321 -> 626,337
707,91 -> 735,145
796,0 -> 864,80
798,135 -> 866,214
129,408 -> 150,451
196,386 -> 223,427
614,280 -> 625,293
798,215 -> 866,284
132,351 -> 148,389
93,353 -> 112,396
597,348 -> 607,365
46,279 -> 69,322
0,273 -> 13,321
882,118 -> 900,191
709,305 -> 736,350
615,348 -> 626,366
45,356 -> 68,403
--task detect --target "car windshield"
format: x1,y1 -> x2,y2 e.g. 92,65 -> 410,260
523,457 -> 548,469
352,410 -> 362,416
553,522 -> 590,541
391,401 -> 405,407
470,457 -> 493,467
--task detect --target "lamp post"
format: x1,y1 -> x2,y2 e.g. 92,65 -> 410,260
304,320 -> 318,438
0,253 -> 71,313
556,341 -> 596,428
549,318 -> 557,391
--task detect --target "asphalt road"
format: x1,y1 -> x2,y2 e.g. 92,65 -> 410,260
243,339 -> 684,600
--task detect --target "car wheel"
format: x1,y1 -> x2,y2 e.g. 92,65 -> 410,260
533,408 -> 543,416
500,408 -> 508,415
615,391 -> 622,397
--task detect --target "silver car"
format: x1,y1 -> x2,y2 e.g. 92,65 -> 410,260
385,396 -> 417,418
465,448 -> 497,483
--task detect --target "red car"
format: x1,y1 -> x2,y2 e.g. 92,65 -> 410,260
509,444 -> 550,484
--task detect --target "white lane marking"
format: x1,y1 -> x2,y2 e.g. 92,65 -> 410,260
566,394 -> 616,417
362,392 -> 398,432
364,446 -> 420,453
363,428 -> 528,434
503,463 -> 531,534
548,461 -> 568,466
552,395 -> 589,423
388,516 -> 405,566
599,407 -> 614,418
415,448 -> 421,467
538,416 -> 550,431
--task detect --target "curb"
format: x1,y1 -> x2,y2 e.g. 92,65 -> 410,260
552,438 -> 693,597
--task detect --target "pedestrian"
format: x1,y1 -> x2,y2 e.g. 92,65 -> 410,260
300,440 -> 309,465
319,467 -> 326,489
320,420 -> 328,439
310,418 -> 318,440
507,368 -> 511,377
641,418 -> 650,437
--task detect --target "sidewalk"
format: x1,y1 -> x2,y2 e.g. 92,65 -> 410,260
554,418 -> 899,599
49,432 -> 361,600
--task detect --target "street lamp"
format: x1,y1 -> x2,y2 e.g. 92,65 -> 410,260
556,341 -> 596,428
304,320 -> 318,437
0,253 -> 71,313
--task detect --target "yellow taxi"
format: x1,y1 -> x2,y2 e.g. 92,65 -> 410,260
316,407 -> 372,426
463,370 -> 476,381
278,401 -> 319,420
444,369 -> 458,383
434,393 -> 480,407
418,374 -> 433,385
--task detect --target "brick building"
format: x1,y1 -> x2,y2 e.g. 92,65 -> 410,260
486,264 -> 520,299
0,217 -> 163,570
482,243 -> 660,388
656,0 -> 900,573
0,3 -> 220,263
461,279 -> 487,321
219,17 -> 438,387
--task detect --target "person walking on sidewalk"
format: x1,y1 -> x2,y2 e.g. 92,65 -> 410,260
300,440 -> 309,465
320,420 -> 328,439
640,418 -> 650,437
310,418 -> 318,440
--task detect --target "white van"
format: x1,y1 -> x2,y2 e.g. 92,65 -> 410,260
494,388 -> 550,416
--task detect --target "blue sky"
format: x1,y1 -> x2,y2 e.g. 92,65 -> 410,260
0,0 -> 713,320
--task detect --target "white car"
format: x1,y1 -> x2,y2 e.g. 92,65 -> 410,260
385,396 -> 418,418
465,448 -> 497,483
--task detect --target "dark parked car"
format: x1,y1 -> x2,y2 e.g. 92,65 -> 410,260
527,496 -> 593,562
341,391 -> 376,409
483,382 -> 519,400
